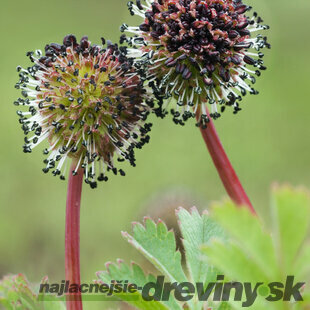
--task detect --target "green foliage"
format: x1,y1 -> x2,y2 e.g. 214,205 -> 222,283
97,207 -> 227,310
98,186 -> 310,310
97,259 -> 179,310
2,4 -> 310,310
122,218 -> 187,284
203,186 -> 310,309
0,274 -> 65,310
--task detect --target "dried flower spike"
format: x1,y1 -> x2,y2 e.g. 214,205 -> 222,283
122,0 -> 270,127
15,35 -> 153,188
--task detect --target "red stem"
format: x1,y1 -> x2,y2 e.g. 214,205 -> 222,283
196,111 -> 256,214
65,162 -> 84,310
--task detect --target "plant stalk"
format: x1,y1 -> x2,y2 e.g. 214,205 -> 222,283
65,162 -> 84,310
196,110 -> 256,214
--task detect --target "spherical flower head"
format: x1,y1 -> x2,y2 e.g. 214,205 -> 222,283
15,35 -> 153,188
122,0 -> 270,127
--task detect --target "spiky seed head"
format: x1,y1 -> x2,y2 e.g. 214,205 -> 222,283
122,0 -> 270,127
15,35 -> 153,188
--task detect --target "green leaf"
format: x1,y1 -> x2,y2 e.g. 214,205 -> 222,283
202,240 -> 270,283
97,260 -> 181,310
271,186 -> 310,273
122,217 -> 187,284
0,274 -> 65,310
294,243 -> 310,280
177,207 -> 227,310
202,186 -> 310,310
217,302 -> 233,310
98,185 -> 310,310
210,201 -> 279,279
176,207 -> 225,284
98,208 -> 231,310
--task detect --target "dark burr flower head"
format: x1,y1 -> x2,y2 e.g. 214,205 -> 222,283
122,0 -> 270,127
15,35 -> 153,188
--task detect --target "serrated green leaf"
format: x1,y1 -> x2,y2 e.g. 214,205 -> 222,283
99,210 -> 231,310
177,207 -> 225,284
97,260 -> 181,310
202,186 -> 310,310
177,207 -> 226,310
271,186 -> 310,273
122,218 -> 187,284
98,186 -> 310,310
211,201 -> 279,279
202,240 -> 270,283
0,274 -> 65,310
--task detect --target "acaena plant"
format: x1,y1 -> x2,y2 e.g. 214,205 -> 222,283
121,0 -> 270,213
97,186 -> 310,310
14,34 -> 153,310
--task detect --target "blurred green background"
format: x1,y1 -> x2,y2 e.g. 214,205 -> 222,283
0,0 -> 310,308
